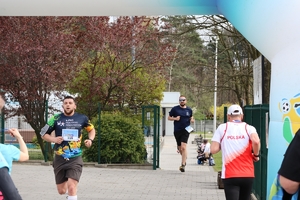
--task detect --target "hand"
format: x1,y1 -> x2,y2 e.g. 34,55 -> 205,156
54,136 -> 64,144
190,117 -> 195,123
8,128 -> 22,140
252,154 -> 260,162
174,116 -> 180,121
84,139 -> 92,148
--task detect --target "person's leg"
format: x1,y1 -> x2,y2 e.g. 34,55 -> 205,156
53,155 -> 68,195
180,142 -> 187,165
56,182 -> 68,195
174,131 -> 181,154
180,130 -> 190,166
65,156 -> 83,199
238,178 -> 253,200
67,178 -> 78,197
222,178 -> 240,200
0,167 -> 22,200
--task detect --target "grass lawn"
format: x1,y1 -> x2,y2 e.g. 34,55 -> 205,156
28,149 -> 44,160
212,151 -> 222,172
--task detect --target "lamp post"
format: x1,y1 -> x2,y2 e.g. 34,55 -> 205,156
213,37 -> 218,134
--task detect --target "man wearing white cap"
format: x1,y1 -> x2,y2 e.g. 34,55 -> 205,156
210,104 -> 260,200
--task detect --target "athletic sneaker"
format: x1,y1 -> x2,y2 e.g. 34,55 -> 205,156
179,163 -> 186,172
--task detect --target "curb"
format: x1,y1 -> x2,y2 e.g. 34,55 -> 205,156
14,160 -> 153,170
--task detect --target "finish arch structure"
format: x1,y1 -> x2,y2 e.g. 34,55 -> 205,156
1,0 -> 299,199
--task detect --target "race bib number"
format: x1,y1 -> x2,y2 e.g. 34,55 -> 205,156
62,129 -> 79,141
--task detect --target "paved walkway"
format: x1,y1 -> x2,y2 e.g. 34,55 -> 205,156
11,134 -> 225,200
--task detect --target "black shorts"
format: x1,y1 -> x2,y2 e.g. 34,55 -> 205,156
278,129 -> 300,182
174,129 -> 190,146
53,155 -> 83,184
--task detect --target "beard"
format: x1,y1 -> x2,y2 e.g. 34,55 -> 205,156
64,108 -> 75,116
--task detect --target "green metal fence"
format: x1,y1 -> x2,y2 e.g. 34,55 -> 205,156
1,100 -> 153,167
142,105 -> 160,170
244,104 -> 269,200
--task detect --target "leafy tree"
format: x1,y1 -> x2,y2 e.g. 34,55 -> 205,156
160,16 -> 209,118
0,17 -> 81,160
160,15 -> 271,117
0,16 -> 174,161
209,103 -> 232,121
67,16 -> 173,116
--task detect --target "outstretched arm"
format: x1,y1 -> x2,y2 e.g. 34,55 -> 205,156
8,128 -> 29,161
42,133 -> 64,144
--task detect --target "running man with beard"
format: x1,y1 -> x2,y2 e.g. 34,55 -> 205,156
40,96 -> 95,200
168,95 -> 194,172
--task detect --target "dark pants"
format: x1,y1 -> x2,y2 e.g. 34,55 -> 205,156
222,177 -> 253,200
0,167 -> 22,200
174,129 -> 189,146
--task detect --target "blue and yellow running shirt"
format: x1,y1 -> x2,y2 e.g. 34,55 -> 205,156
40,112 -> 94,159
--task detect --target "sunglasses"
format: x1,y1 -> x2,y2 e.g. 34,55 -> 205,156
179,99 -> 186,102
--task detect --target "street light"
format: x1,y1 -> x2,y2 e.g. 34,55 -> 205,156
213,37 -> 218,134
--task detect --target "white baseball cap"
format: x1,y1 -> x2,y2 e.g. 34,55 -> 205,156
227,104 -> 243,115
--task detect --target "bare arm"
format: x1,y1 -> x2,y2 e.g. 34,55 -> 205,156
210,141 -> 221,154
84,128 -> 96,148
250,132 -> 260,155
8,128 -> 29,161
168,116 -> 180,121
42,133 -> 63,144
190,116 -> 195,123
88,128 -> 96,141
167,116 -> 173,121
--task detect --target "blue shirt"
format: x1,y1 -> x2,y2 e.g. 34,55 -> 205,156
169,105 -> 193,132
0,144 -> 21,174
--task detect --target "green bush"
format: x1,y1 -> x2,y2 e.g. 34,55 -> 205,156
82,112 -> 146,164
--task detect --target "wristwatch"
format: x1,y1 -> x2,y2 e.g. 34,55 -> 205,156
253,154 -> 260,157
88,138 -> 94,142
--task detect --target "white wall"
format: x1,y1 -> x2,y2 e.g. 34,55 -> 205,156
160,92 -> 180,136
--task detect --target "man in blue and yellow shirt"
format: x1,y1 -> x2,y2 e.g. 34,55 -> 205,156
40,96 -> 95,200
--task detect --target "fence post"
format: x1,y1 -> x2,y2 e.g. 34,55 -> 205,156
44,100 -> 49,162
0,111 -> 4,143
97,102 -> 101,164
156,105 -> 160,169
